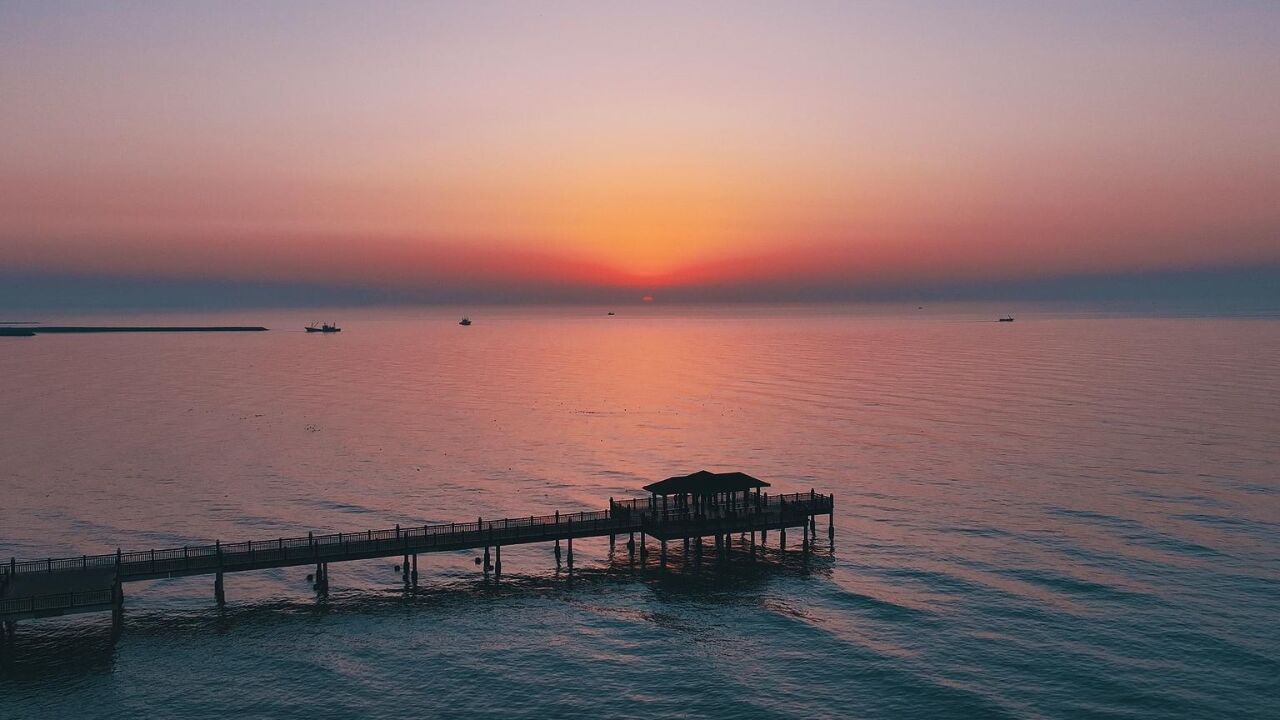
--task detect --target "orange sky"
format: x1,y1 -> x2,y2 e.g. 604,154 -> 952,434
2,2 -> 1278,296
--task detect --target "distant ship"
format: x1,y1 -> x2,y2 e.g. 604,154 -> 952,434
306,322 -> 341,333
998,316 -> 1015,322
459,317 -> 472,326
607,312 -> 615,316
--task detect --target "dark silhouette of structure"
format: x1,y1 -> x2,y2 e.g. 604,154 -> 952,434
0,477 -> 834,636
2,326 -> 267,335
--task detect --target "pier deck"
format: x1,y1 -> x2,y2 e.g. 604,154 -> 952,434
0,491 -> 832,627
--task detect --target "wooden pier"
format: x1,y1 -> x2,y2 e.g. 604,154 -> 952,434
0,487 -> 833,633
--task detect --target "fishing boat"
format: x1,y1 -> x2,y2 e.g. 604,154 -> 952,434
306,322 -> 341,333
459,317 -> 472,326
998,316 -> 1014,322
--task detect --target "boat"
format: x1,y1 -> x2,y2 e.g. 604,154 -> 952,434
607,312 -> 615,316
998,316 -> 1014,322
459,317 -> 472,326
306,322 -> 341,333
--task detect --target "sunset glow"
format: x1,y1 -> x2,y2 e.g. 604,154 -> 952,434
2,2 -> 1277,300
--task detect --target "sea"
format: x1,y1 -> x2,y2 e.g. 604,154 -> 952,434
0,304 -> 1276,719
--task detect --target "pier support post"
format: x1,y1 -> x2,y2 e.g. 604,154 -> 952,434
403,554 -> 410,582
483,545 -> 491,573
660,539 -> 667,567
829,495 -> 835,541
554,538 -> 562,567
215,571 -> 225,605
627,533 -> 635,563
411,554 -> 418,586
780,527 -> 786,550
802,523 -> 811,565
567,536 -> 574,569
494,545 -> 502,577
639,531 -> 647,563
111,576 -> 124,634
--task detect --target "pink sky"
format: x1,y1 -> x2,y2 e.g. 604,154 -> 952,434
2,2 -> 1277,296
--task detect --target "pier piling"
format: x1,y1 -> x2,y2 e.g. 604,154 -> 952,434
829,495 -> 835,540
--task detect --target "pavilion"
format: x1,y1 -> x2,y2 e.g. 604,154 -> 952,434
641,470 -> 769,517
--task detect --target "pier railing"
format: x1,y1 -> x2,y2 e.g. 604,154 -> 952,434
0,589 -> 113,618
1,492 -> 831,583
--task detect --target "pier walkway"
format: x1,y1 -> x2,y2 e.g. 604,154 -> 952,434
0,490 -> 833,629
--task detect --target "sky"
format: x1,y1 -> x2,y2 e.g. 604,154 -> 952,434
1,1 -> 1278,306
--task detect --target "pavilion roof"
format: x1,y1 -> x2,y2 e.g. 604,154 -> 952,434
642,470 -> 769,496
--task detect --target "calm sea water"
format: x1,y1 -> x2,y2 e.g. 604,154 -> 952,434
1,305 -> 1277,719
